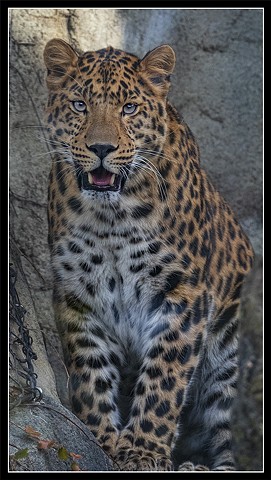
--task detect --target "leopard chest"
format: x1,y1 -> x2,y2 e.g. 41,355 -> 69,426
52,226 -> 167,347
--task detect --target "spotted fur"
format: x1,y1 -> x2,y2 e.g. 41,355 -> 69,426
43,39 -> 254,471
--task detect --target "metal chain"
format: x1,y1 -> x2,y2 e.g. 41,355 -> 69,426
9,266 -> 42,408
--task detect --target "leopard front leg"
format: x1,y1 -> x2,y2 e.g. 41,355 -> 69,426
114,294 -> 208,471
56,301 -> 123,460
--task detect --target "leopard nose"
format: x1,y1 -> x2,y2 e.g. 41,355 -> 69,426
86,143 -> 118,160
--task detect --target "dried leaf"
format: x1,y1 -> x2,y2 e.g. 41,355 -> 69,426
71,461 -> 81,471
70,452 -> 82,459
37,439 -> 55,450
58,446 -> 69,461
24,425 -> 41,439
13,448 -> 29,460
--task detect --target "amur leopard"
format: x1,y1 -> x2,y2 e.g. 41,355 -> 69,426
43,39 -> 254,471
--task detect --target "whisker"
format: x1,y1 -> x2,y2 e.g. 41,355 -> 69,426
132,160 -> 158,184
137,148 -> 180,166
135,155 -> 168,197
133,154 -> 173,215
55,165 -> 76,184
34,134 -> 70,148
34,149 -> 70,159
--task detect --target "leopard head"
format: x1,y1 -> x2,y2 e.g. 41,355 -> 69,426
44,39 -> 175,198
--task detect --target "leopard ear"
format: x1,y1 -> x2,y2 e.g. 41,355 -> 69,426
140,45 -> 176,95
44,38 -> 78,90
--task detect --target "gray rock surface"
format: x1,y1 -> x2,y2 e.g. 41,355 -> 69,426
9,396 -> 112,471
232,255 -> 263,471
9,8 -> 263,471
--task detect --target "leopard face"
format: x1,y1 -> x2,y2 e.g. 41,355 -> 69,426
44,41 -> 175,202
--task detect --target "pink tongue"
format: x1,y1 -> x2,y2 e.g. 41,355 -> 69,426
92,172 -> 112,186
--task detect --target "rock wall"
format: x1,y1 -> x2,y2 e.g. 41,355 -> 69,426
9,8 -> 263,471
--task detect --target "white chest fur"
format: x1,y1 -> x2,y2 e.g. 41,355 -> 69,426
53,225 -> 163,354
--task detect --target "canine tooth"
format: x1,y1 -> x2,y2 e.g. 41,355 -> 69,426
110,174 -> 115,186
88,173 -> 93,184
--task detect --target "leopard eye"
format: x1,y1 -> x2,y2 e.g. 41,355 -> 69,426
122,103 -> 138,115
72,100 -> 87,112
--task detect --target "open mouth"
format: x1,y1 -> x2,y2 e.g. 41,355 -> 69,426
78,166 -> 123,192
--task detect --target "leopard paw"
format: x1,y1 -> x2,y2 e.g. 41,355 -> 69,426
114,448 -> 173,471
178,461 -> 209,471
